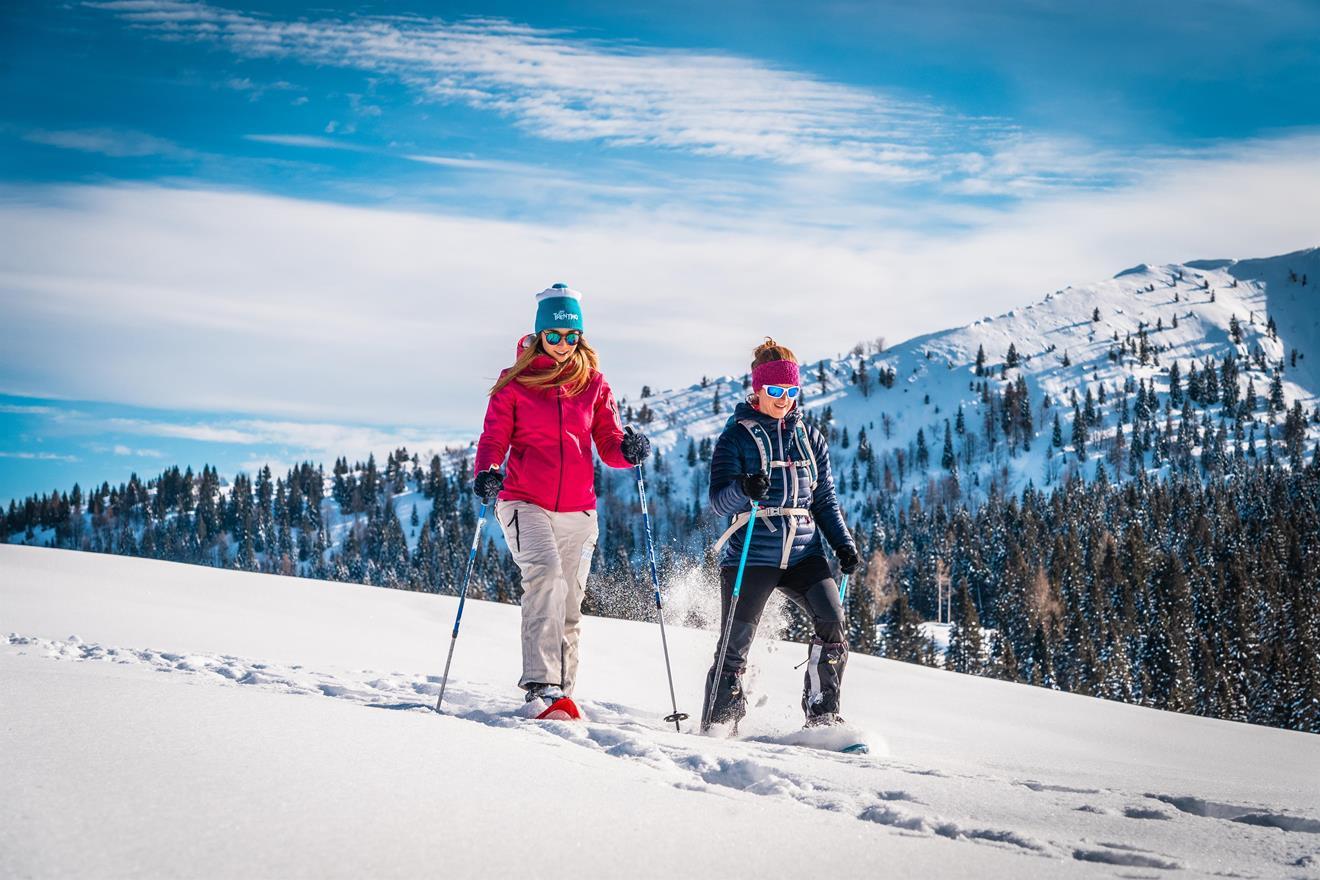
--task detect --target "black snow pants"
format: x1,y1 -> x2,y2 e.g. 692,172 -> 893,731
702,554 -> 849,730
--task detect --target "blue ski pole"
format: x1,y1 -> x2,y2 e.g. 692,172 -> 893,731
634,464 -> 688,731
704,500 -> 760,731
838,573 -> 850,604
435,502 -> 490,714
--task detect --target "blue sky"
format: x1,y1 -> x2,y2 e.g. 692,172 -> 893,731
2,0 -> 1320,505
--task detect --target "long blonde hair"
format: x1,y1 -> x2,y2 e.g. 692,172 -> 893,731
490,333 -> 600,397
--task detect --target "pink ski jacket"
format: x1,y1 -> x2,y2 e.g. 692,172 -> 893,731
474,337 -> 632,512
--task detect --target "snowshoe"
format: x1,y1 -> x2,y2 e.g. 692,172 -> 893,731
535,697 -> 582,721
802,713 -> 869,753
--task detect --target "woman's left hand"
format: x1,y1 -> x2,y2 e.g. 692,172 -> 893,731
837,544 -> 860,575
621,427 -> 651,465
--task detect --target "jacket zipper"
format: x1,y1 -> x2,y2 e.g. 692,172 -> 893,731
554,391 -> 565,512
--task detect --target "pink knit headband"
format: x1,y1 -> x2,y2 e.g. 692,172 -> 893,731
752,359 -> 800,392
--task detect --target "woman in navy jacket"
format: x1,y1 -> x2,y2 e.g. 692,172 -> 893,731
703,337 -> 860,732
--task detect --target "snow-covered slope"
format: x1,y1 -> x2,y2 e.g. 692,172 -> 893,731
4,544 -> 1318,877
629,247 -> 1320,512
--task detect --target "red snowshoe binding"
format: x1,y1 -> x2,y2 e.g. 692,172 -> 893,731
535,697 -> 582,721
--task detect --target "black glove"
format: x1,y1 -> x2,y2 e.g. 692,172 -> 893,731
473,469 -> 503,503
621,427 -> 651,465
836,544 -> 860,575
739,472 -> 770,501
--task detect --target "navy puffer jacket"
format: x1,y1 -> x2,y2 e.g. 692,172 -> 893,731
709,401 -> 854,569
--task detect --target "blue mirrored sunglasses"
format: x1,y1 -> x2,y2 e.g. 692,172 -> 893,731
542,330 -> 581,346
764,385 -> 800,400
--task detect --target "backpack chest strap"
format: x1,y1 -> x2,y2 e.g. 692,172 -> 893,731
712,506 -> 811,554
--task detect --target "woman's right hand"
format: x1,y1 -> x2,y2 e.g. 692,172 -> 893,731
474,469 -> 504,503
739,472 -> 770,501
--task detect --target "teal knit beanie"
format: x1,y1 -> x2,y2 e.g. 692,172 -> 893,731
534,283 -> 585,334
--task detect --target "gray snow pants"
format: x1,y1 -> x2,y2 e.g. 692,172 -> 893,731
496,499 -> 598,695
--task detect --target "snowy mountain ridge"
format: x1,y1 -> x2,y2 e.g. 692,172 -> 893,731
620,247 -> 1320,514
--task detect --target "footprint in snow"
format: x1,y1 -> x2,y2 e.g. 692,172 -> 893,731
1148,794 -> 1320,834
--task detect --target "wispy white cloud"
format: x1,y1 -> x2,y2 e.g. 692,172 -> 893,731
85,0 -> 1127,192
242,136 -> 539,176
223,76 -> 298,95
0,451 -> 80,462
104,419 -> 262,444
403,154 -> 543,174
0,404 -> 57,415
23,127 -> 192,159
111,444 -> 165,457
96,415 -> 467,461
243,134 -> 372,151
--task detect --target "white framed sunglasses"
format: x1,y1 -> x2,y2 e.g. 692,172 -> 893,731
763,385 -> 800,400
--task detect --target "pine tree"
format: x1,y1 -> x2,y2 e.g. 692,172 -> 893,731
1145,555 -> 1197,713
1030,622 -> 1057,689
1269,371 -> 1285,412
1071,406 -> 1087,460
846,576 -> 877,655
1202,359 -> 1220,404
988,632 -> 1019,682
946,580 -> 983,674
883,592 -> 926,664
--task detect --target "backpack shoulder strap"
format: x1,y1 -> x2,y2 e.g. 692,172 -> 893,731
738,419 -> 770,475
795,423 -> 819,489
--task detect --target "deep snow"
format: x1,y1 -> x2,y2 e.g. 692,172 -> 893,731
3,544 -> 1319,878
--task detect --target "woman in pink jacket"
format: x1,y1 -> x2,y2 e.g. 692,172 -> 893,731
474,284 -> 650,708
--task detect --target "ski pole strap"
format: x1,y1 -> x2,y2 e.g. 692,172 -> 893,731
712,506 -> 809,553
